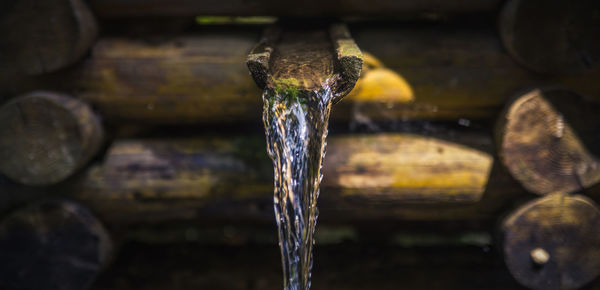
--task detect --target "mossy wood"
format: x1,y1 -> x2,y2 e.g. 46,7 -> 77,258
0,0 -> 97,77
247,23 -> 362,104
0,200 -> 113,290
496,88 -> 600,196
11,132 -> 533,225
0,92 -> 104,186
2,27 -> 600,124
499,0 -> 600,75
502,194 -> 600,290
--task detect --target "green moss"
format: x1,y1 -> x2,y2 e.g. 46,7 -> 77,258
195,16 -> 276,25
266,78 -> 309,107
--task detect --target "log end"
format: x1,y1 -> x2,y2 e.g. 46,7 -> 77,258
0,0 -> 98,76
502,193 -> 600,290
0,199 -> 113,290
496,88 -> 600,195
0,92 -> 104,186
499,0 -> 600,75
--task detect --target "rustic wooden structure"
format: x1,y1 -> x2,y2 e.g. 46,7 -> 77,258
0,0 -> 97,77
0,92 -> 104,186
23,132 -> 531,226
501,194 -> 600,290
0,200 -> 112,290
247,23 -> 362,103
2,27 -> 599,124
499,0 -> 600,75
1,1 -> 599,289
496,88 -> 600,195
90,243 -> 525,290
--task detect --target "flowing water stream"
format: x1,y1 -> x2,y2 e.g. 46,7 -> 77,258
262,85 -> 334,290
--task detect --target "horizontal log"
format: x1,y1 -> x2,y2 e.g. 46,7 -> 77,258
20,131 -> 532,225
88,0 -> 503,18
0,92 -> 105,186
0,200 -> 113,290
3,27 -> 599,124
90,243 -> 529,290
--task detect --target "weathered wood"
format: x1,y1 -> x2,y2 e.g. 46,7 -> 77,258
0,0 -> 98,76
496,88 -> 600,195
88,0 -> 503,18
0,91 -> 104,186
1,27 -> 596,124
322,134 -> 493,201
501,193 -> 600,290
18,132 -> 535,225
3,27 -> 599,123
0,199 -> 113,290
247,23 -> 362,104
499,0 -> 600,75
348,26 -> 600,120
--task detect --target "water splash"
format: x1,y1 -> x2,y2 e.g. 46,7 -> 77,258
262,85 -> 333,290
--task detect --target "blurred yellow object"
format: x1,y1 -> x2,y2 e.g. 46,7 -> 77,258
352,68 -> 414,102
347,52 -> 414,103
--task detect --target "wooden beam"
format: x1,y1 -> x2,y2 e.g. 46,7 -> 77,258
9,132 -> 532,225
90,243 -> 525,290
4,27 -> 598,124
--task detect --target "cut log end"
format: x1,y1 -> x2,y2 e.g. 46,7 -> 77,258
0,92 -> 104,186
500,0 -> 600,75
0,199 -> 113,290
0,0 -> 98,76
502,194 -> 600,290
496,88 -> 600,195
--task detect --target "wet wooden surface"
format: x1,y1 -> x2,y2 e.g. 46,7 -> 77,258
269,28 -> 335,90
247,23 -> 362,103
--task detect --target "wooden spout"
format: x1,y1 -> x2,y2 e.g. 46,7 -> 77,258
247,23 -> 363,104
